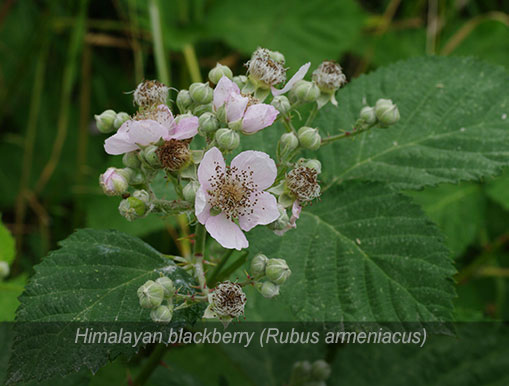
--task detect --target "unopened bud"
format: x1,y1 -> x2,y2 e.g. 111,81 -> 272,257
95,110 -> 117,133
291,361 -> 312,381
278,132 -> 299,159
297,126 -> 321,151
119,196 -> 146,221
292,80 -> 320,103
134,80 -> 168,107
268,50 -> 285,64
208,63 -> 233,84
133,189 -> 150,205
266,258 -> 291,285
155,277 -> 175,299
113,112 -> 130,130
256,281 -> 280,298
298,159 -> 322,174
150,305 -> 174,323
192,103 -> 213,116
189,82 -> 213,105
198,112 -> 219,135
122,151 -> 141,169
215,128 -> 240,151
0,261 -> 9,280
375,98 -> 400,126
311,360 -> 331,381
137,280 -> 165,308
183,180 -> 200,202
271,95 -> 291,114
99,167 -> 130,196
269,205 -> 291,232
360,106 -> 377,125
250,254 -> 268,277
176,89 -> 193,113
142,145 -> 161,168
233,75 -> 248,89
130,170 -> 145,185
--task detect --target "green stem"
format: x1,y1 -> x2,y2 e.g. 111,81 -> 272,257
208,249 -> 234,285
321,125 -> 372,145
182,43 -> 202,83
193,223 -> 208,293
148,0 -> 170,85
305,104 -> 318,127
214,251 -> 249,284
152,199 -> 192,215
133,344 -> 167,386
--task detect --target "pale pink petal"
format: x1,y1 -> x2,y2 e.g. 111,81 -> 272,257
241,104 -> 279,134
127,119 -> 168,147
152,104 -> 174,129
104,129 -> 137,155
205,212 -> 249,250
272,62 -> 311,96
197,147 -> 225,190
231,151 -> 277,190
225,92 -> 248,122
238,191 -> 279,231
167,115 -> 198,140
213,76 -> 240,110
195,187 -> 211,224
290,201 -> 302,227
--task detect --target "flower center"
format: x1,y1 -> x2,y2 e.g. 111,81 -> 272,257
208,163 -> 258,220
212,282 -> 247,318
157,140 -> 191,171
287,166 -> 321,203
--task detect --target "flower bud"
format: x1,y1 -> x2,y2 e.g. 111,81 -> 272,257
122,151 -> 141,169
133,189 -> 150,205
113,112 -> 130,130
269,205 -> 291,233
192,103 -> 213,116
189,82 -> 213,105
155,277 -> 175,299
291,80 -> 320,103
271,95 -> 291,114
297,126 -> 321,151
183,180 -> 200,202
130,170 -> 145,185
95,109 -> 117,133
0,261 -> 9,280
150,305 -> 174,323
198,112 -> 219,135
215,128 -> 240,151
360,106 -> 377,125
99,167 -> 130,196
298,159 -> 322,174
291,361 -> 312,381
134,80 -> 168,107
278,132 -> 299,160
266,258 -> 291,285
268,50 -> 285,64
137,280 -> 165,308
375,98 -> 400,126
256,281 -> 280,298
233,75 -> 248,89
176,89 -> 193,113
311,360 -> 331,381
250,253 -> 268,277
141,145 -> 161,168
119,196 -> 146,221
208,63 -> 233,84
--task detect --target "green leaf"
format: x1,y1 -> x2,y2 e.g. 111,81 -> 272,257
0,275 -> 26,322
408,183 -> 485,257
314,56 -> 509,190
486,171 -> 509,211
247,181 -> 456,323
0,215 -> 15,263
7,229 -> 201,384
204,0 -> 366,70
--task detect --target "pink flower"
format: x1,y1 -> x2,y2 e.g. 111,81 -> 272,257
213,77 -> 279,134
195,147 -> 280,250
104,105 -> 198,155
272,62 -> 311,96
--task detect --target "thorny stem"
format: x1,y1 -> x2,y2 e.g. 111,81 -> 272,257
321,124 -> 374,145
151,199 -> 192,215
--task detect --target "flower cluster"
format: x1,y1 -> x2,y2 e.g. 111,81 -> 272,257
95,47 -> 400,324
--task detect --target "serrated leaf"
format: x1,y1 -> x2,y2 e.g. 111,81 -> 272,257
204,0 -> 365,70
247,181 -> 456,323
408,183 -> 485,257
7,229 -> 201,384
0,215 -> 15,264
313,56 -> 509,190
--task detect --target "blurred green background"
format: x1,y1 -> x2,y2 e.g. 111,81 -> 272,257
2,0 -> 509,323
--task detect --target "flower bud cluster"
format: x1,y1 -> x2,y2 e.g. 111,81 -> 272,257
289,359 -> 331,386
137,276 -> 176,323
249,254 -> 291,299
356,98 -> 400,129
95,110 -> 130,134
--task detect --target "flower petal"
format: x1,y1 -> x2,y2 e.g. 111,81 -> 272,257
167,115 -> 199,140
231,150 -> 277,190
225,92 -> 248,122
272,62 -> 311,96
213,76 -> 240,110
241,104 -> 279,134
197,147 -> 225,190
290,200 -> 302,227
195,187 -> 211,224
239,191 -> 279,231
152,104 -> 174,129
205,212 -> 249,250
104,119 -> 167,155
104,127 -> 137,155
